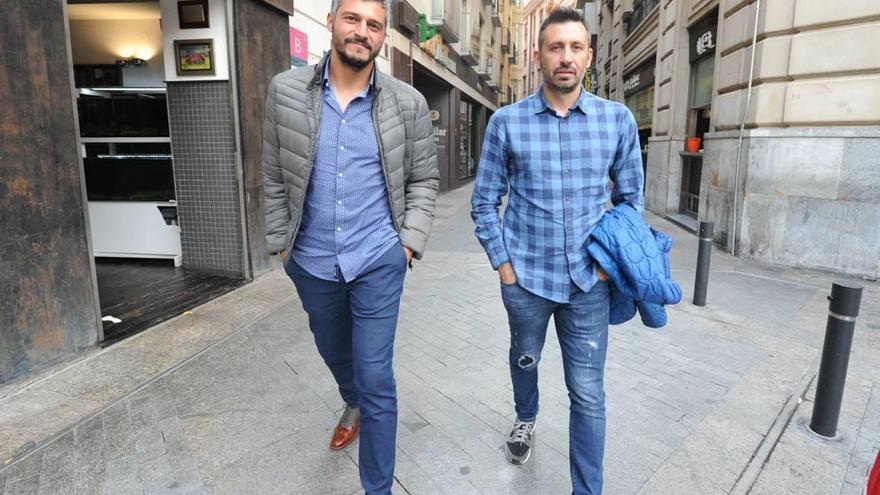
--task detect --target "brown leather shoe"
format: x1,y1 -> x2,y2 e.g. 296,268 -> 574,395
329,405 -> 360,451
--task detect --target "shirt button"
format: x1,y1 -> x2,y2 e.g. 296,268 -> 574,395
342,119 -> 346,124
337,200 -> 342,205
336,227 -> 341,232
338,173 -> 343,177
339,146 -> 345,150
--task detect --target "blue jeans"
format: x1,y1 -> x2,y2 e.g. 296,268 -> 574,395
284,242 -> 408,495
500,279 -> 610,495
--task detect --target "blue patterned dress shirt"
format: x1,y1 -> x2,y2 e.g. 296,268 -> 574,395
471,87 -> 645,303
292,59 -> 398,282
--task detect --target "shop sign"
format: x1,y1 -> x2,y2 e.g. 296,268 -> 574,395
433,125 -> 448,151
624,73 -> 640,93
689,12 -> 718,62
623,57 -> 655,96
583,68 -> 599,94
421,31 -> 457,74
289,27 -> 308,67
695,31 -> 715,58
420,28 -> 442,58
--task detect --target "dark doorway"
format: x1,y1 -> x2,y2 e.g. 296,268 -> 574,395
96,259 -> 245,344
67,1 -> 245,344
412,64 -> 454,191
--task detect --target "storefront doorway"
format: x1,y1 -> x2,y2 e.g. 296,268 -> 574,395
623,57 -> 655,182
67,0 -> 244,343
412,63 -> 455,190
680,9 -> 717,219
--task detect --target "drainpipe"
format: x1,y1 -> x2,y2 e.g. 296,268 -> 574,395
730,0 -> 761,255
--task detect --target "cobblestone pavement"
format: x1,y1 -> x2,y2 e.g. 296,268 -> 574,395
1,184 -> 878,494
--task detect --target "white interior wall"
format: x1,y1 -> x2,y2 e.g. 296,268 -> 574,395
69,19 -> 166,87
159,0 -> 230,81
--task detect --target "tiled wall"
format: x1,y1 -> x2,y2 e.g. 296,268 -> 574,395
167,81 -> 244,276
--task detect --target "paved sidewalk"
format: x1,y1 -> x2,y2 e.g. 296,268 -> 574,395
1,184 -> 878,494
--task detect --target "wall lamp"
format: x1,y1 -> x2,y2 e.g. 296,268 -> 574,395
115,58 -> 146,67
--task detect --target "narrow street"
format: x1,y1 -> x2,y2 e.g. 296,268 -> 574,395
2,184 -> 878,494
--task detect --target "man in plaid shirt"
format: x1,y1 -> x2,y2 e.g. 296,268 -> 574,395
471,8 -> 644,495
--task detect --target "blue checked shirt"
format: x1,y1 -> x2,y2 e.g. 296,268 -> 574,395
471,88 -> 644,303
292,59 -> 399,282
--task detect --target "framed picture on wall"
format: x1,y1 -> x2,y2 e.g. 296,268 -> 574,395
177,0 -> 209,29
174,39 -> 215,76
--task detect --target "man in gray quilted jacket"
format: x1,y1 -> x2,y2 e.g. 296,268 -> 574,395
261,1 -> 438,493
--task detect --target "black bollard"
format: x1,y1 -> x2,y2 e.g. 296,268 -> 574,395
809,282 -> 863,439
693,221 -> 714,306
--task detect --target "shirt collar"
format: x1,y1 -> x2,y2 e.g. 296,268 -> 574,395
322,55 -> 377,96
532,85 -> 590,115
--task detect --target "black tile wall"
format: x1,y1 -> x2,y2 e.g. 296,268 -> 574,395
167,81 -> 244,276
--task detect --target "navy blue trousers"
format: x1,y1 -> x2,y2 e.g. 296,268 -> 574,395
285,242 -> 407,495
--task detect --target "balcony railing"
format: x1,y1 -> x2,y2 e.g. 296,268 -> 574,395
624,0 -> 659,36
501,27 -> 510,53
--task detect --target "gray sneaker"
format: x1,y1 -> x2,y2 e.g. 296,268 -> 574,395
505,419 -> 536,465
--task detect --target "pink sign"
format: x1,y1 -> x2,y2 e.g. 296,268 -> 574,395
289,27 -> 308,66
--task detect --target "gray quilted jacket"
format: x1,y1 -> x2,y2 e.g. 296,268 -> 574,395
262,54 -> 439,259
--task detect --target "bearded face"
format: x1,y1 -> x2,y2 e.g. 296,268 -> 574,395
535,21 -> 593,94
329,0 -> 386,70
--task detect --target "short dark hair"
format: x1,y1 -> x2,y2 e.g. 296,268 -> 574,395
537,8 -> 590,49
331,0 -> 392,29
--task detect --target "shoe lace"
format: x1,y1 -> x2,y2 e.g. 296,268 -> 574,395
510,420 -> 535,443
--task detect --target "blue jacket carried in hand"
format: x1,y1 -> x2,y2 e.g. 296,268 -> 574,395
587,204 -> 682,328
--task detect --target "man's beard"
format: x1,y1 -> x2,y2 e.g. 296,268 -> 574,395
542,67 -> 581,94
334,36 -> 380,70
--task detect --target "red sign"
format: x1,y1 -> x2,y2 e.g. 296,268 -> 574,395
289,27 -> 308,67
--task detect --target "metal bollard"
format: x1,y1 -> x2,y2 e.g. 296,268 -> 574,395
693,221 -> 714,306
808,282 -> 863,439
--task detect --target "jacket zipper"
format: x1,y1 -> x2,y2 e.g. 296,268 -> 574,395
372,86 -> 401,232
287,82 -> 323,253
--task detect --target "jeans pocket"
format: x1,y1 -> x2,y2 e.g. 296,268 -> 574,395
500,280 -> 531,310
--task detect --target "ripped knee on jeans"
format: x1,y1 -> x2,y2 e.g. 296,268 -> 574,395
516,353 -> 540,370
